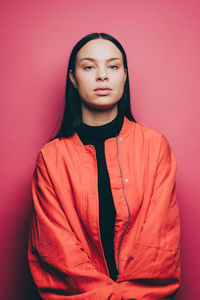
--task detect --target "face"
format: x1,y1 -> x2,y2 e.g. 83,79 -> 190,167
69,39 -> 127,111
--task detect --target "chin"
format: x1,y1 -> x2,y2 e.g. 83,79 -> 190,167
92,102 -> 118,110
82,97 -> 119,111
94,98 -> 119,107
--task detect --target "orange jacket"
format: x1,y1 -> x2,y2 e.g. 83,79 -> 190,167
28,116 -> 181,300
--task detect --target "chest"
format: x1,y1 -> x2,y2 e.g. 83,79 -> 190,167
53,137 -> 158,241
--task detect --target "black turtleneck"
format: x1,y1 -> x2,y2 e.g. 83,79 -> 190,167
76,111 -> 124,281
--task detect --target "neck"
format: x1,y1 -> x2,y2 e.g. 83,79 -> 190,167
76,109 -> 124,143
81,103 -> 118,126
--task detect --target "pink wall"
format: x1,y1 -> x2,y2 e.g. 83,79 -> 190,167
1,0 -> 199,298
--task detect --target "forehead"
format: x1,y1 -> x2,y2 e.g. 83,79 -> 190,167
76,39 -> 123,62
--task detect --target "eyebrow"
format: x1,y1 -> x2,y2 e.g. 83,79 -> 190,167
79,57 -> 121,62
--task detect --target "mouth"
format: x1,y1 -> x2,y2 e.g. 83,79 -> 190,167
94,87 -> 112,91
94,89 -> 112,96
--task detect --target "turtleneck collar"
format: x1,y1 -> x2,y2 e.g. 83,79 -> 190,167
76,110 -> 124,143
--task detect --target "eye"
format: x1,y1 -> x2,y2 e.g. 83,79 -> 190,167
84,66 -> 94,70
109,65 -> 119,70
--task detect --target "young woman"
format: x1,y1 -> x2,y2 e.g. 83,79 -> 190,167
28,33 -> 181,300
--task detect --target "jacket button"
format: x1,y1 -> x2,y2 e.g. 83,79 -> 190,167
124,178 -> 129,183
119,137 -> 123,141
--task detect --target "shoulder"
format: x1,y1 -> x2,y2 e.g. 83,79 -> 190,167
130,122 -> 177,172
35,137 -> 74,166
40,137 -> 61,154
132,121 -> 169,144
134,121 -> 162,136
137,121 -> 177,158
129,121 -> 175,157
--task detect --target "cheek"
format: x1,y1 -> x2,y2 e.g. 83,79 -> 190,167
112,70 -> 125,82
77,80 -> 94,100
78,76 -> 93,91
113,75 -> 126,90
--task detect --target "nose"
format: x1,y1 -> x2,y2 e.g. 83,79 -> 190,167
96,67 -> 108,81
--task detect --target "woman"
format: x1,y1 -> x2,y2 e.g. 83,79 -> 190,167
28,33 -> 181,299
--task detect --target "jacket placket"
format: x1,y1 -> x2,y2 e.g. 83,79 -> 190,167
104,135 -> 131,279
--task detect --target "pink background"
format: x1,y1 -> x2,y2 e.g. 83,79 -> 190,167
1,0 -> 200,299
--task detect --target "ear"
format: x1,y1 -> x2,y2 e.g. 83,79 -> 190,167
69,70 -> 77,88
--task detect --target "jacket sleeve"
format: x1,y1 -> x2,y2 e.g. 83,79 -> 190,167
28,151 -> 122,300
118,135 -> 181,300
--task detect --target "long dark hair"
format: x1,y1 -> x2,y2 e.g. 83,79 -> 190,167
48,32 -> 136,142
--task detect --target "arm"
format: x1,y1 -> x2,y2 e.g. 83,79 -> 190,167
118,135 -> 181,300
28,151 -> 121,300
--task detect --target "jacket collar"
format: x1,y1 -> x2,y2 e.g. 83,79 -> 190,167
68,115 -> 134,146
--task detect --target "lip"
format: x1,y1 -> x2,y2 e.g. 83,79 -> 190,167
94,87 -> 112,91
94,89 -> 112,96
